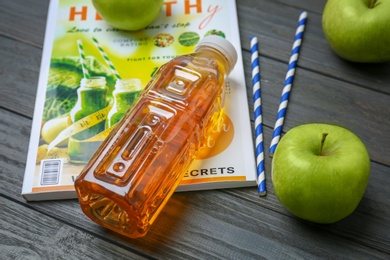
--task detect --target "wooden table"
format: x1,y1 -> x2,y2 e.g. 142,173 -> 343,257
1,0 -> 390,259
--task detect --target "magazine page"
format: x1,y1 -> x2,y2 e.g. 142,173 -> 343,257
22,0 -> 256,200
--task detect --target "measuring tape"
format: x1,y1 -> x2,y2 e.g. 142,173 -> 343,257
36,104 -> 118,163
36,144 -> 70,163
47,104 -> 112,151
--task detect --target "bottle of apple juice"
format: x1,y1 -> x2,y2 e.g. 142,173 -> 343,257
74,36 -> 237,238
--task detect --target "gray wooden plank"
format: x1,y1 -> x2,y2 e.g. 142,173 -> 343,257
0,35 -> 40,117
1,109 -> 390,258
1,0 -> 390,258
275,0 -> 327,14
243,53 -> 390,166
238,0 -> 390,93
0,0 -> 49,47
224,154 -> 390,255
0,197 -> 146,260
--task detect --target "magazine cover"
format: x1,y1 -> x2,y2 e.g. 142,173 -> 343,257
22,0 -> 257,201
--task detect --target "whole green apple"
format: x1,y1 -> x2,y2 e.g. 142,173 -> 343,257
272,124 -> 370,224
322,0 -> 390,63
92,0 -> 164,31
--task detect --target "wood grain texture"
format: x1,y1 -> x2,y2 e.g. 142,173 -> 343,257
1,0 -> 390,259
0,197 -> 146,260
0,0 -> 49,47
1,108 -> 389,259
237,0 -> 390,93
242,54 -> 390,165
0,35 -> 41,117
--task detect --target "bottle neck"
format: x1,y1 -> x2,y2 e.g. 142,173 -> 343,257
194,46 -> 233,75
80,77 -> 107,89
115,78 -> 142,92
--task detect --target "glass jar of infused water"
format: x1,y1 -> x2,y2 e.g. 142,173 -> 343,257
106,78 -> 142,128
68,76 -> 108,163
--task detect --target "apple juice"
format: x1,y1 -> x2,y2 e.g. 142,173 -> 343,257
74,36 -> 237,238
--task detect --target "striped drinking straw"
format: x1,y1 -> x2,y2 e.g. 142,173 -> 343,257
269,11 -> 308,157
77,39 -> 90,79
250,36 -> 266,196
92,36 -> 122,80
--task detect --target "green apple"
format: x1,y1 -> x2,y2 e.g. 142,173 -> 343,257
92,0 -> 164,31
272,123 -> 370,224
322,0 -> 390,63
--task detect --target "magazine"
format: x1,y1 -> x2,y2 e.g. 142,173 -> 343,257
22,0 -> 256,201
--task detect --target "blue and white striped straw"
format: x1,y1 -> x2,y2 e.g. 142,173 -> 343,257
250,36 -> 266,196
269,11 -> 308,157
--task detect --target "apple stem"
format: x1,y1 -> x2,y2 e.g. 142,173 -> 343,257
369,0 -> 379,8
320,133 -> 329,156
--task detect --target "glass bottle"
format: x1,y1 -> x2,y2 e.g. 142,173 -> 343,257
74,36 -> 237,238
106,78 -> 142,128
68,76 -> 108,163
